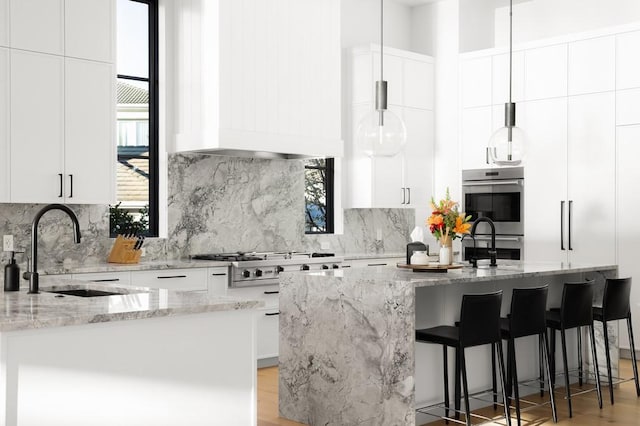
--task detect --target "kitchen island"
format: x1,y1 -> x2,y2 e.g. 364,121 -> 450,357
278,261 -> 618,426
0,278 -> 263,426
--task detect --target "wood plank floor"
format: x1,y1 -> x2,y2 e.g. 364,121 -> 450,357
258,359 -> 640,425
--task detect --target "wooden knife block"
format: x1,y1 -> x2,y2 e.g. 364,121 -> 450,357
108,235 -> 142,264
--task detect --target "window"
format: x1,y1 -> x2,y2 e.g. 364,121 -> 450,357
304,158 -> 334,234
114,0 -> 159,236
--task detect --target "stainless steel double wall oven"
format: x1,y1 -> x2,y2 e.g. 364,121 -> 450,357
461,167 -> 524,261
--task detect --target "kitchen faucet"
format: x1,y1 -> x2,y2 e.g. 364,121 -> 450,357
470,217 -> 498,267
23,204 -> 82,294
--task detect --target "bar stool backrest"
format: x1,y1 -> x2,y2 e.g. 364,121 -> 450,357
459,290 -> 503,348
561,280 -> 595,329
509,285 -> 549,338
602,277 -> 632,321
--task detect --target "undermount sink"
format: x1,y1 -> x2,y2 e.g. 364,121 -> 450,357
46,289 -> 127,297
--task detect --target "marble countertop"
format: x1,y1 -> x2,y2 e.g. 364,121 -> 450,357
41,259 -> 232,275
289,261 -> 618,288
342,252 -> 405,260
0,277 -> 264,332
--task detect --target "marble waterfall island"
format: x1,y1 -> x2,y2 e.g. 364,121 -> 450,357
0,279 -> 264,426
279,262 -> 618,426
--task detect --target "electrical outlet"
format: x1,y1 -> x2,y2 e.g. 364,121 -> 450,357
3,235 -> 14,252
320,241 -> 331,250
140,247 -> 146,257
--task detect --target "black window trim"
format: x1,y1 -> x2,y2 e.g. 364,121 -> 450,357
305,158 -> 335,235
116,0 -> 159,237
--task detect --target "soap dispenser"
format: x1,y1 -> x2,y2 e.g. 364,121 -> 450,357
4,251 -> 20,292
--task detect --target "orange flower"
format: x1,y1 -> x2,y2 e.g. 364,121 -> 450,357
453,215 -> 471,234
427,214 -> 444,226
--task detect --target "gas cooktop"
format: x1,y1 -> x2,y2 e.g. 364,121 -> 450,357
191,251 -> 334,262
192,253 -> 264,262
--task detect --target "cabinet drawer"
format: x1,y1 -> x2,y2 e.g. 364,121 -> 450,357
130,268 -> 207,291
207,267 -> 229,296
342,258 -> 403,269
71,271 -> 130,285
227,284 -> 279,309
257,307 -> 279,359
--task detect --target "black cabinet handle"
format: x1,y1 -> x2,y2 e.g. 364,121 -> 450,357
560,200 -> 565,251
68,174 -> 73,198
90,278 -> 120,282
367,263 -> 387,267
264,290 -> 279,295
58,173 -> 63,198
157,275 -> 187,279
486,147 -> 490,164
568,200 -> 573,251
265,312 -> 280,316
210,273 -> 227,276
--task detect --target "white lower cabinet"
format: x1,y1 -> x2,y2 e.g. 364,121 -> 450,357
342,257 -> 404,269
0,47 -> 8,202
130,268 -> 208,291
71,271 -> 131,285
207,267 -> 229,296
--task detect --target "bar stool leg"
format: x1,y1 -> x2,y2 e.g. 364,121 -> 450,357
539,334 -> 545,397
577,326 -> 583,387
443,345 -> 450,423
550,328 -> 556,388
627,314 -> 640,396
460,348 -> 471,426
602,319 -> 614,404
496,341 -> 512,426
541,332 -> 558,423
589,324 -> 603,409
509,338 -> 521,426
492,342 -> 498,410
455,347 -> 461,421
560,328 -> 572,417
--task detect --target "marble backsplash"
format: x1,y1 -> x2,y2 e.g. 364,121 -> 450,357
0,154 -> 413,272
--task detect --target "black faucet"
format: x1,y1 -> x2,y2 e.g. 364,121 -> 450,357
470,217 -> 498,267
23,204 -> 82,294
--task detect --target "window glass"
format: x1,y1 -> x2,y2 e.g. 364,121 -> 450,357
305,158 -> 334,234
116,0 -> 149,78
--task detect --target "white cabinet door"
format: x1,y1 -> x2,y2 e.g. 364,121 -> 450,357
0,48 -> 8,202
460,56 -> 492,108
0,0 -> 8,47
207,267 -> 229,296
524,44 -> 567,101
616,31 -> 640,90
460,106 -> 493,170
404,58 -> 433,110
522,98 -> 568,262
64,58 -> 115,204
616,125 -> 640,350
404,108 -> 434,226
65,0 -> 114,62
372,155 -> 403,207
257,308 -> 279,359
71,271 -> 131,286
10,50 -> 64,203
616,88 -> 640,126
568,36 -> 615,96
10,0 -> 64,55
492,51 -> 525,105
373,53 -> 403,107
567,92 -> 616,265
130,269 -> 208,291
346,104 -> 374,209
351,53 -> 373,105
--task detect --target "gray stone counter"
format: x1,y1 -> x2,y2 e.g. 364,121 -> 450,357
38,259 -> 231,275
278,261 -> 618,426
0,277 -> 262,332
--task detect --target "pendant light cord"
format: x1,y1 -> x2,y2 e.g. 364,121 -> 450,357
509,0 -> 513,104
380,0 -> 384,82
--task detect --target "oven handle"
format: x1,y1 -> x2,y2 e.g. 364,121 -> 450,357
471,235 -> 522,242
462,180 -> 522,187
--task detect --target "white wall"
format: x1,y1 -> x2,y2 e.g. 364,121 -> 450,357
410,3 -> 434,55
341,0 -> 413,50
495,0 -> 640,46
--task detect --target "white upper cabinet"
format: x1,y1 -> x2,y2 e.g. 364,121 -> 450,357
0,48 -> 8,202
174,0 -> 342,158
617,88 -> 640,126
492,50 -> 524,105
460,106 -> 493,170
64,58 -> 115,204
568,36 -> 615,96
65,0 -> 115,62
373,52 -> 403,106
524,44 -> 567,101
460,56 -> 492,108
10,0 -> 64,55
10,50 -> 64,203
0,0 -> 8,47
616,31 -> 640,90
403,58 -> 434,110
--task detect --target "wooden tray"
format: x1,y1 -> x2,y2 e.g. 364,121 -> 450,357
396,263 -> 464,273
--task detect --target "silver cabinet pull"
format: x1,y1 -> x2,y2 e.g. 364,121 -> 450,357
406,187 -> 411,204
560,200 -> 565,251
568,200 -> 573,251
367,263 -> 387,267
462,180 -> 522,187
401,188 -> 406,204
486,147 -> 490,164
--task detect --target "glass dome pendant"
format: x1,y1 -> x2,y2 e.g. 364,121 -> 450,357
488,0 -> 525,166
355,0 -> 407,158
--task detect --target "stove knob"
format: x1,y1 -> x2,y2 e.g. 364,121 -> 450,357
332,264 -> 340,269
276,266 -> 285,273
301,264 -> 310,271
242,270 -> 251,278
255,269 -> 263,277
322,265 -> 329,270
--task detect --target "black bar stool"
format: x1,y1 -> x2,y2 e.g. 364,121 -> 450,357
593,277 -> 640,404
546,280 -> 603,418
416,291 -> 511,426
492,286 -> 558,425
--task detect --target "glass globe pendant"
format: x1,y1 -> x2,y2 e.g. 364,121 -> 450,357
356,82 -> 407,157
488,102 -> 525,166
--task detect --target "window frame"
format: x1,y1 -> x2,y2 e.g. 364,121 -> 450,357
116,0 -> 159,237
304,158 -> 335,235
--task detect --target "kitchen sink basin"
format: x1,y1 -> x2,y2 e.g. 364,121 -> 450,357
46,289 -> 127,297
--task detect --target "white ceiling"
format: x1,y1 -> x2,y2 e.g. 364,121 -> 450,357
391,0 -> 441,7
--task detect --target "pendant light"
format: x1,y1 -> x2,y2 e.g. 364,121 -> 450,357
488,0 -> 525,166
355,0 -> 406,158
